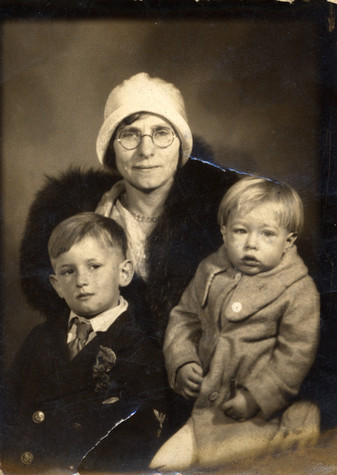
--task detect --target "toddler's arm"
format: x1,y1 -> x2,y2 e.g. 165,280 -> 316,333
222,388 -> 259,421
164,264 -> 206,391
176,362 -> 204,399
243,276 -> 320,419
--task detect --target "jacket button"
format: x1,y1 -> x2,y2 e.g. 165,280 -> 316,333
232,302 -> 242,313
32,410 -> 45,423
21,451 -> 34,465
72,422 -> 82,431
235,272 -> 241,282
209,391 -> 219,401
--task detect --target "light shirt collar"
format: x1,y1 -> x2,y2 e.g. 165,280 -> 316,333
68,295 -> 128,335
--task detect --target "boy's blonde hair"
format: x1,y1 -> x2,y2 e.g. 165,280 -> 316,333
218,176 -> 304,234
48,212 -> 127,261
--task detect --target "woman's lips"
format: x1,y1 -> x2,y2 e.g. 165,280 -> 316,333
134,164 -> 159,171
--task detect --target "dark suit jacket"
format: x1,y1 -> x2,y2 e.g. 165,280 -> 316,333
2,307 -> 167,474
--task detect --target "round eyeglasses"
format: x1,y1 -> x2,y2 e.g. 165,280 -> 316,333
117,127 -> 176,150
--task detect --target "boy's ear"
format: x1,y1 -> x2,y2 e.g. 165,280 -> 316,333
49,274 -> 65,299
118,259 -> 134,288
285,232 -> 297,249
220,225 -> 227,244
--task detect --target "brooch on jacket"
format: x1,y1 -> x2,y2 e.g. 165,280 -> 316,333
93,345 -> 117,393
154,409 -> 166,438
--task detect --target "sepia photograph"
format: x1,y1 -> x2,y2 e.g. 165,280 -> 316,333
1,1 -> 336,473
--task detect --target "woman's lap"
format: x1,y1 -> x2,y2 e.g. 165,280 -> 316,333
149,418 -> 196,471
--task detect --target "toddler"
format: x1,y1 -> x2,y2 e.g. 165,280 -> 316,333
150,176 -> 320,470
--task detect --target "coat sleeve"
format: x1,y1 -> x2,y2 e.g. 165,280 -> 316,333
3,324 -> 47,415
244,276 -> 320,419
163,265 -> 206,390
110,320 -> 168,410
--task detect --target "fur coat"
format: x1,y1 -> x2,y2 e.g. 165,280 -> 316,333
20,158 -> 239,345
19,156 -> 239,437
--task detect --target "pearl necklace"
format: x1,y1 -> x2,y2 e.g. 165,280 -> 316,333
121,193 -> 158,223
129,211 -> 158,223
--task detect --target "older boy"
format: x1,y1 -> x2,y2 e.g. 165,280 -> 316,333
151,176 -> 320,470
2,212 -> 166,474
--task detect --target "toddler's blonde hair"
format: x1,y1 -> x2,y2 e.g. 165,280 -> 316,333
218,176 -> 304,234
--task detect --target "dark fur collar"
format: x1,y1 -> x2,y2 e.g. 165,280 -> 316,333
20,159 -> 239,344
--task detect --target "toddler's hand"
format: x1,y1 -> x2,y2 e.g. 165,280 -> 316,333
222,388 -> 259,421
176,362 -> 203,399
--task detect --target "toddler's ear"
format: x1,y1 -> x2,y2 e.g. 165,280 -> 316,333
286,232 -> 297,249
220,225 -> 227,244
119,259 -> 134,287
49,274 -> 64,299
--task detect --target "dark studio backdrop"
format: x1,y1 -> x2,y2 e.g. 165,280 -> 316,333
0,0 -> 336,455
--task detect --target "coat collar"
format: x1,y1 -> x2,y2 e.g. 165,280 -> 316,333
200,245 -> 232,308
201,244 -> 309,321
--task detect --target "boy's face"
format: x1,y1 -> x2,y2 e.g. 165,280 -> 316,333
221,202 -> 296,276
49,235 -> 133,318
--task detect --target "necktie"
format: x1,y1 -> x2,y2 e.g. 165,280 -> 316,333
68,317 -> 93,359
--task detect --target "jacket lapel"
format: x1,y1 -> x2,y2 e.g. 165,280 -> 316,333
68,310 -> 130,367
225,246 -> 308,322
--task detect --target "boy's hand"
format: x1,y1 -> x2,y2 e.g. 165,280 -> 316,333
222,388 -> 259,421
176,362 -> 203,399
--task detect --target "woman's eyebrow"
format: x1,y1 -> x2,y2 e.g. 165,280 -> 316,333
121,125 -> 139,130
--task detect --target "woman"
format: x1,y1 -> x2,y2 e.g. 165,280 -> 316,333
18,73 -> 239,457
21,73 -> 238,346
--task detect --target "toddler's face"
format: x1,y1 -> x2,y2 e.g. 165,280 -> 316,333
49,236 -> 133,318
221,202 -> 296,275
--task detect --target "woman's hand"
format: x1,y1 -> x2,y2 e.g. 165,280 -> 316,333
176,363 -> 203,399
222,387 -> 259,421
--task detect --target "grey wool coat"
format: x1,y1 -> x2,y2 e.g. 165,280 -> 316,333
164,244 -> 320,464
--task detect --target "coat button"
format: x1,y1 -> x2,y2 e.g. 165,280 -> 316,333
232,302 -> 242,313
235,272 -> 241,282
72,422 -> 82,431
32,410 -> 45,423
21,451 -> 34,465
209,391 -> 219,401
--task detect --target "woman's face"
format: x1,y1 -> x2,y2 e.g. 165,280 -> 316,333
113,114 -> 180,193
